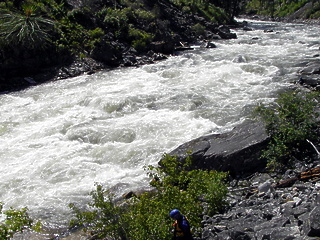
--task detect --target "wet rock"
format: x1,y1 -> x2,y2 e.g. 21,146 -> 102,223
298,77 -> 320,87
243,26 -> 253,31
150,41 -> 175,54
200,168 -> 320,240
258,180 -> 273,193
201,42 -> 217,48
299,63 -> 320,75
55,57 -> 106,80
217,29 -> 237,39
167,120 -> 269,177
303,206 -> 320,237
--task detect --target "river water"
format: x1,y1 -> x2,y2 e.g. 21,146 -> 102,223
0,19 -> 319,228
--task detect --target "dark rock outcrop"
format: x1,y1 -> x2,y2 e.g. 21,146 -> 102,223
296,58 -> 320,90
167,120 -> 269,178
299,62 -> 320,75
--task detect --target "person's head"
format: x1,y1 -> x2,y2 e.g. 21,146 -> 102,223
170,209 -> 182,220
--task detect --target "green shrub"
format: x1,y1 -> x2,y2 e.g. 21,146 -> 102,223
54,19 -> 87,53
128,27 -> 154,52
150,154 -> 228,216
0,203 -> 41,240
103,7 -> 130,38
182,6 -> 191,13
245,0 -> 311,18
254,90 -> 320,170
134,9 -> 155,21
191,23 -> 206,36
69,154 -> 228,239
69,185 -> 128,239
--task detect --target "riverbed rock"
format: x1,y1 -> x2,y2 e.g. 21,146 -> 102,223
167,120 -> 269,177
303,206 -> 320,237
201,171 -> 320,240
298,77 -> 320,87
217,25 -> 237,39
150,41 -> 176,54
299,62 -> 320,75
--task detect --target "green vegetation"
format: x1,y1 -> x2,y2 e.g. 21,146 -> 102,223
0,0 -> 229,56
0,1 -> 54,49
244,0 -> 320,19
305,1 -> 320,18
1,0 -> 320,80
0,0 -> 233,80
0,203 -> 41,240
254,90 -> 320,170
170,0 -> 233,22
69,154 -> 228,240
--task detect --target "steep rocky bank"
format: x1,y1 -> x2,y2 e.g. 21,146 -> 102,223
0,0 -> 238,93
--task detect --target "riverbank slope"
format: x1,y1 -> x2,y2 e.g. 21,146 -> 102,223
0,0 -> 238,93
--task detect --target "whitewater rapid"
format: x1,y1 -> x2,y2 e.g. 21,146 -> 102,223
0,19 -> 319,227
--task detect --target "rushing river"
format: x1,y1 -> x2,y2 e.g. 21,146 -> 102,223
0,19 -> 319,228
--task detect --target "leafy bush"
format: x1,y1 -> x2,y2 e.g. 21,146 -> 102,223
275,0 -> 309,17
0,203 -> 41,240
128,28 -> 154,52
103,7 -> 131,38
69,185 -> 128,239
54,18 -> 88,54
254,90 -> 320,170
133,9 -> 155,21
191,23 -> 206,36
69,154 -> 228,240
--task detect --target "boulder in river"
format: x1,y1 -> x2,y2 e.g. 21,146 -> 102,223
167,120 -> 270,178
299,62 -> 320,75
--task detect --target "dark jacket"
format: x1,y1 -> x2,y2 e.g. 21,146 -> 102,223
172,216 -> 194,240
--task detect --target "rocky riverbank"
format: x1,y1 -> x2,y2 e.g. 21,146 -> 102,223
202,165 -> 320,240
0,0 -> 240,94
169,117 -> 320,240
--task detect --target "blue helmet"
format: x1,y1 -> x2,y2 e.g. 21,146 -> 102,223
170,209 -> 181,219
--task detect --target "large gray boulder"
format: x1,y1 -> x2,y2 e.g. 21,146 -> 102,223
303,206 -> 320,237
167,120 -> 269,177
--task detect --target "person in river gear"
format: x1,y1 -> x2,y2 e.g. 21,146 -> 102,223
170,209 -> 194,240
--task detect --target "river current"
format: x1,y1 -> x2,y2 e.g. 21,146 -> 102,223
0,19 -> 319,227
